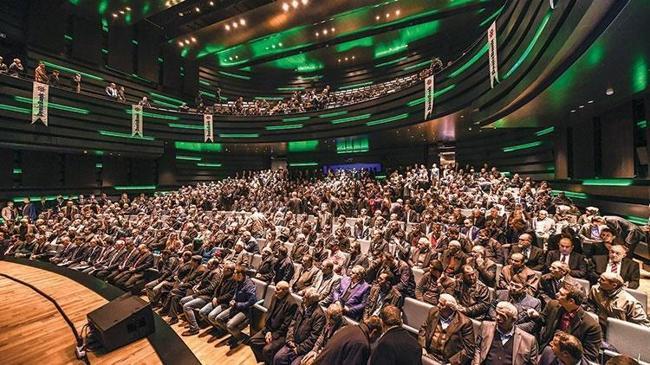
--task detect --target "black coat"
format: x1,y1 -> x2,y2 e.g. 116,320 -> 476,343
544,250 -> 587,278
286,303 -> 326,355
313,324 -> 373,365
264,294 -> 298,340
369,326 -> 422,365
590,255 -> 640,289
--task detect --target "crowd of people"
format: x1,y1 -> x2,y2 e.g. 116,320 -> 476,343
1,164 -> 648,365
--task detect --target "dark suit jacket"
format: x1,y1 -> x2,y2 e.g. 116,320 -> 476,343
590,255 -> 640,289
314,323 -> 373,365
363,285 -> 403,320
473,321 -> 538,365
371,326 -> 422,365
287,303 -> 326,355
264,294 -> 298,340
418,308 -> 475,365
538,301 -> 602,363
510,245 -> 545,271
544,250 -> 587,278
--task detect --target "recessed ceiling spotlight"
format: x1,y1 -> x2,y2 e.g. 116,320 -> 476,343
112,13 -> 118,18
184,39 -> 190,45
323,29 -> 328,35
352,56 -> 355,59
395,9 -> 400,15
240,18 -> 246,25
278,42 -> 283,46
191,37 -> 197,43
578,105 -> 584,109
178,12 -> 183,16
178,41 -> 184,47
125,6 -> 131,11
195,7 -> 200,12
331,27 -> 335,32
232,22 -> 238,28
291,0 -> 299,8
315,32 -> 319,36
606,87 -> 614,95
375,15 -> 380,20
119,10 -> 125,14
587,100 -> 594,104
301,0 -> 309,5
570,109 -> 576,113
385,13 -> 390,18
225,24 -> 230,31
209,1 -> 214,6
345,57 -> 348,61
282,3 -> 289,11
229,57 -> 233,60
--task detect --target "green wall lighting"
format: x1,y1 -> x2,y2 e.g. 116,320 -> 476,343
626,216 -> 648,226
366,113 -> 409,126
114,185 -> 157,191
551,190 -> 588,200
41,61 -> 103,81
319,111 -> 347,118
175,141 -> 222,152
336,136 -> 369,154
632,56 -> 648,93
403,60 -> 432,72
64,34 -> 73,41
277,87 -> 305,91
218,133 -> 259,138
199,80 -> 211,86
14,96 -> 90,114
535,126 -> 555,136
331,113 -> 372,125
282,116 -> 310,122
99,130 -> 155,141
375,57 -> 408,68
502,141 -> 543,152
94,150 -> 104,156
479,6 -> 504,27
218,71 -> 251,80
288,140 -> 319,152
449,43 -> 489,78
125,109 -> 179,121
339,81 -> 373,91
582,179 -> 633,187
149,92 -> 184,105
266,124 -> 303,130
0,104 -> 30,114
197,163 -> 222,168
407,84 -> 456,107
12,168 -> 22,174
503,11 -> 552,80
289,162 -> 318,167
168,123 -> 204,130
153,99 -> 181,109
637,120 -> 647,129
176,155 -> 202,161
95,163 -> 103,168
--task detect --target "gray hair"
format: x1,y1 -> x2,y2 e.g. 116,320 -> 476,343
496,301 -> 518,319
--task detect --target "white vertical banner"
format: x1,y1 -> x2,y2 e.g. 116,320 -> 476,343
32,82 -> 49,125
131,104 -> 143,137
424,75 -> 435,119
487,21 -> 500,89
549,0 -> 557,9
204,113 -> 214,142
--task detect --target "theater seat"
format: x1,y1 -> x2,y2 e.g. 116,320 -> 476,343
605,317 -> 650,363
422,355 -> 441,365
251,284 -> 275,333
358,239 -> 370,255
495,263 -> 503,287
413,268 -> 425,285
402,298 -> 433,334
251,254 -> 262,270
626,288 -> 648,312
251,277 -> 268,303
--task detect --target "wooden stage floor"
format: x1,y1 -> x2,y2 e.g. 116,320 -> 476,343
0,260 -> 257,365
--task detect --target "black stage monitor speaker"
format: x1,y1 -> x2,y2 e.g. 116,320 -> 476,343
87,293 -> 155,352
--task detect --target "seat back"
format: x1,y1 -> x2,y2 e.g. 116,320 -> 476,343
413,268 -> 425,285
263,285 -> 276,309
495,263 -> 503,287
471,319 -> 481,340
626,288 -> 648,312
251,254 -> 262,270
402,298 -> 433,334
606,317 -> 650,362
251,277 -> 268,301
358,239 -> 370,255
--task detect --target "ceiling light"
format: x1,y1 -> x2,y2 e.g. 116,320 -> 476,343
179,12 -> 184,16
291,0 -> 299,8
112,13 -> 118,18
570,109 -> 576,113
229,57 -> 233,60
301,0 -> 309,5
232,22 -> 238,28
209,1 -> 214,5
240,19 -> 246,25
352,56 -> 355,60
578,105 -> 584,109
345,57 -> 348,61
178,41 -> 184,47
282,3 -> 289,11
315,32 -> 319,36
225,24 -> 230,31
588,100 -> 594,104
195,7 -> 200,12
323,29 -> 328,35
385,13 -> 390,18
331,27 -> 335,32
125,6 -> 131,11
606,87 -> 614,95
184,39 -> 190,45
395,9 -> 400,15
375,15 -> 380,20
278,42 -> 283,46
191,37 -> 197,43
119,10 -> 125,14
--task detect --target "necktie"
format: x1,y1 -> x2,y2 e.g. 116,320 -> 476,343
611,262 -> 618,273
561,254 -> 567,263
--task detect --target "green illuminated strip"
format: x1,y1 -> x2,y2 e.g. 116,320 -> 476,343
95,163 -> 103,168
218,71 -> 251,80
288,140 -> 319,152
13,195 -> 76,203
131,40 -> 138,45
168,123 -> 204,130
289,162 -> 318,167
626,216 -> 648,226
99,130 -> 155,141
101,49 -> 108,54
153,99 -> 181,108
277,87 -> 305,91
149,92 -> 184,105
64,34 -> 73,41
339,81 -> 373,91
504,11 -> 552,79
176,155 -> 202,161
199,80 -> 211,86
126,109 -> 179,121
0,104 -> 30,114
449,43 -> 489,78
337,149 -> 368,154
132,74 -> 153,83
175,141 -> 222,152
14,96 -> 90,114
403,60 -> 432,71
114,185 -> 157,191
637,120 -> 647,128
13,168 -> 22,174
551,190 -> 588,200
94,150 -> 104,156
535,126 -> 555,136
319,111 -> 347,118
158,57 -> 164,63
366,113 -> 409,126
201,92 -> 217,98
375,57 -> 408,68
255,96 -> 284,101
197,163 -> 222,168
582,179 -> 633,187
218,133 -> 259,138
41,61 -> 103,81
331,113 -> 372,125
406,84 -> 456,106
479,6 -> 504,27
266,124 -> 303,130
283,116 -> 310,122
502,141 -> 542,152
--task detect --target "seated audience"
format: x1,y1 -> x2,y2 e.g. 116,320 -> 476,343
589,244 -> 640,289
588,272 -> 650,331
370,305 -> 422,365
311,315 -> 382,365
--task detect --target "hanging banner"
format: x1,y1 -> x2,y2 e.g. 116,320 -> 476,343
487,21 -> 500,89
131,104 -> 143,137
550,0 -> 557,9
424,75 -> 435,119
204,113 -> 214,142
32,82 -> 49,125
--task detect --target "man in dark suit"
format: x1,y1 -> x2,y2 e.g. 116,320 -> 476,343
363,272 -> 403,320
539,261 -> 578,306
419,294 -> 475,365
474,301 -> 538,365
498,253 -> 540,296
273,288 -> 326,365
370,305 -> 422,365
509,233 -> 545,271
589,244 -> 640,289
313,316 -> 383,365
249,281 -> 298,364
529,281 -> 602,363
117,245 -> 154,291
544,237 -> 587,278
539,331 -> 590,365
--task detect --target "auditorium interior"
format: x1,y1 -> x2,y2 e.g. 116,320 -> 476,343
0,0 -> 649,364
